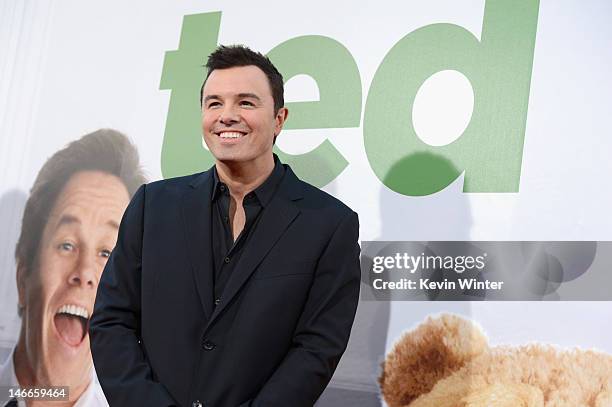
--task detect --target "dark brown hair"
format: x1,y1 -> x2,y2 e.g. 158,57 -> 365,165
200,44 -> 285,114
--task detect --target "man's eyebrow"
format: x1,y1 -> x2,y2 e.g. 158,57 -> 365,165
237,93 -> 261,101
203,93 -> 262,103
54,214 -> 119,231
203,95 -> 221,103
55,214 -> 80,229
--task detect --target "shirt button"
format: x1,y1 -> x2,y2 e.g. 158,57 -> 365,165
214,298 -> 221,305
202,340 -> 216,351
219,185 -> 226,192
192,401 -> 203,407
224,257 -> 230,264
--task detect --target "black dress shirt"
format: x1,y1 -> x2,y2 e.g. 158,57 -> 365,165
210,156 -> 285,304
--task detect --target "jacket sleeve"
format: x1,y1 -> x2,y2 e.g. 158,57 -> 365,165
245,210 -> 361,407
89,184 -> 178,407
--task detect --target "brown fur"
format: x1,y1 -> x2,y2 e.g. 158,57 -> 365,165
379,314 -> 612,407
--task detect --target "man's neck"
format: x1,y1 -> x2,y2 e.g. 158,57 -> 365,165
14,335 -> 87,406
215,155 -> 275,201
13,339 -> 34,387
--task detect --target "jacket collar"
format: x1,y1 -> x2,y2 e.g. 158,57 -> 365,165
189,162 -> 303,200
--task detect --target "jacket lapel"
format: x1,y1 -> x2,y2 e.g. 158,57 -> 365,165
204,166 -> 303,330
180,169 -> 215,320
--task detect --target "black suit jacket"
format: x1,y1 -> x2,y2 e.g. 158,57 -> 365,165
90,163 -> 361,407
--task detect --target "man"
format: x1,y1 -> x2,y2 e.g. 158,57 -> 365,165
1,129 -> 146,406
90,45 -> 361,407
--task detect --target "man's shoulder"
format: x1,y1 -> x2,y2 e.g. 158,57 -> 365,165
289,170 -> 355,220
144,170 -> 211,197
0,347 -> 17,387
288,174 -> 359,242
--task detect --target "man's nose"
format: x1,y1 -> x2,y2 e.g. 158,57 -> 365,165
219,105 -> 240,125
68,252 -> 98,289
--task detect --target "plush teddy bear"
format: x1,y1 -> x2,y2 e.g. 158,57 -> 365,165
379,314 -> 612,407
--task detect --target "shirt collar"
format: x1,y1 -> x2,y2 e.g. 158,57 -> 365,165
0,347 -> 18,389
211,169 -> 226,202
211,154 -> 285,207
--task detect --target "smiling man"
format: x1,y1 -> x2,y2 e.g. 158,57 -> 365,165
0,130 -> 146,407
90,45 -> 361,407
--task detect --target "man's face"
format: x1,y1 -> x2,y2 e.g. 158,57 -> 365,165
17,171 -> 129,388
201,65 -> 288,166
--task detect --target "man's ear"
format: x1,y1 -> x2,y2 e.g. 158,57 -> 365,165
274,107 -> 289,136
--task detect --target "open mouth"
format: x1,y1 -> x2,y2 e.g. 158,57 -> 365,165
53,304 -> 89,347
216,131 -> 247,139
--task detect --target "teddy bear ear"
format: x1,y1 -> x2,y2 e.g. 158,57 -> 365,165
379,314 -> 489,407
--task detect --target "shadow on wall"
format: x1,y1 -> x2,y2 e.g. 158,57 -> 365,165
317,152 -> 474,406
0,189 -> 28,352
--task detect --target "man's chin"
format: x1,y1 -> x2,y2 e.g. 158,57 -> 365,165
45,350 -> 92,387
46,333 -> 92,378
214,153 -> 250,165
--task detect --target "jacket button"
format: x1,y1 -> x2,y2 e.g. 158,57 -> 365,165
202,340 -> 216,351
214,298 -> 221,305
192,401 -> 202,407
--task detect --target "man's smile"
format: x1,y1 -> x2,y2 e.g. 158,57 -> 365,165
216,130 -> 247,139
53,303 -> 90,348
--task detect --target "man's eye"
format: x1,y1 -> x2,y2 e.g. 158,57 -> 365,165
207,102 -> 221,108
59,242 -> 75,252
100,249 -> 112,258
240,100 -> 255,107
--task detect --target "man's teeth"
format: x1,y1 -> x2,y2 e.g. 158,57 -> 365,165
57,304 -> 89,319
219,131 -> 244,139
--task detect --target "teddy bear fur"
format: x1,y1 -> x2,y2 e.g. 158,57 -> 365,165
379,314 -> 612,407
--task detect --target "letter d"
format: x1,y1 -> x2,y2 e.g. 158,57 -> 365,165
364,0 -> 539,195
